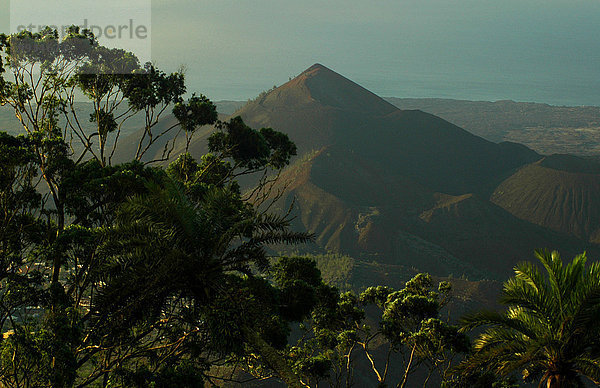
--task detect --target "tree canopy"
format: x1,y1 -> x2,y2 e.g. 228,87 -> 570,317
459,250 -> 600,387
2,24 -> 600,388
0,25 -> 307,387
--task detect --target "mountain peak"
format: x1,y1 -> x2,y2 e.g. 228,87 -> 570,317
269,63 -> 399,116
303,63 -> 328,73
299,63 -> 339,78
231,64 -> 399,155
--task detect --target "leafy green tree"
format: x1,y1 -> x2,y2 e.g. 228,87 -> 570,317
0,133 -> 52,387
0,24 -> 304,387
290,273 -> 470,387
442,367 -> 518,388
0,26 -> 215,289
459,250 -> 600,387
82,180 -> 308,387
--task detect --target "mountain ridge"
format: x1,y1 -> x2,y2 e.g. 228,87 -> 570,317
104,64 -> 600,281
231,64 -> 541,196
244,64 -> 600,279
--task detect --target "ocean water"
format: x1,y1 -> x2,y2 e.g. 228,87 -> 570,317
2,1 -> 598,107
149,1 -> 600,107
185,66 -> 600,108
359,73 -> 600,107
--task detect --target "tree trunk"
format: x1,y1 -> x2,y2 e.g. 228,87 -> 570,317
51,202 -> 65,285
399,343 -> 417,388
242,327 -> 304,388
545,374 -> 561,388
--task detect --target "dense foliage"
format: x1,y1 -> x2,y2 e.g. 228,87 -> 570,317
0,26 -> 310,387
286,272 -> 470,387
459,250 -> 600,387
1,25 -> 600,388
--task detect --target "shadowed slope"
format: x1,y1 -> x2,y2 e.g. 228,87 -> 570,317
492,155 -> 600,243
385,97 -> 600,155
271,147 -> 594,280
110,64 -> 599,280
233,64 -> 540,195
414,193 -> 589,276
228,64 -> 600,279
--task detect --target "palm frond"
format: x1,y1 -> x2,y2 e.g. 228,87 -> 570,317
505,261 -> 557,320
460,250 -> 600,386
460,310 -> 536,339
573,356 -> 600,385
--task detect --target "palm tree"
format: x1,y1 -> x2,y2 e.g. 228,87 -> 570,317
459,249 -> 600,387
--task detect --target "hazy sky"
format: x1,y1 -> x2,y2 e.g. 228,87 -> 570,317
2,0 -> 600,105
